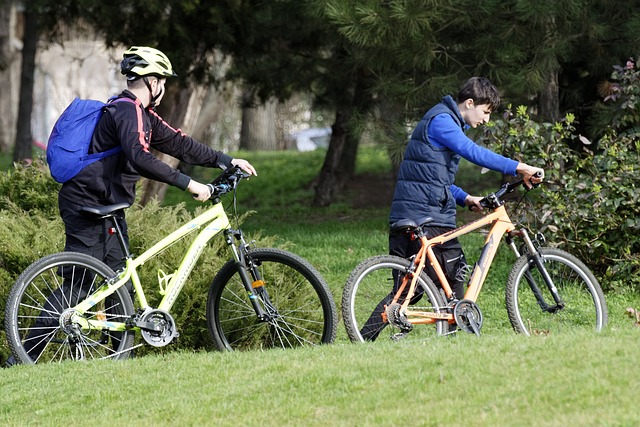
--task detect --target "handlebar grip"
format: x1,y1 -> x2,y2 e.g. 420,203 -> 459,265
468,198 -> 491,211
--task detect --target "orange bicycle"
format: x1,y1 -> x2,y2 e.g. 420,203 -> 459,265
342,177 -> 608,341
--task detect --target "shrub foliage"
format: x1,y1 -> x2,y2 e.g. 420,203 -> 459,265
479,82 -> 640,291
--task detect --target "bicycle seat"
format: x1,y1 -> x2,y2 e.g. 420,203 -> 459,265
79,203 -> 131,217
390,216 -> 433,234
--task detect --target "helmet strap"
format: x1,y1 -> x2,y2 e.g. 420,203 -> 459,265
142,76 -> 162,108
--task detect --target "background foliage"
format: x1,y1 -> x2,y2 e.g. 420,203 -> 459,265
478,59 -> 640,291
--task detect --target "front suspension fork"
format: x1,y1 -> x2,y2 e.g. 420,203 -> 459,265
225,229 -> 271,321
506,229 -> 565,312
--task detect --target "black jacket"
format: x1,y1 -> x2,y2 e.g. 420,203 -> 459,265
59,90 -> 233,208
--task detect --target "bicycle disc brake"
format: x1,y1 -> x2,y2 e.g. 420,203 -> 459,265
138,309 -> 179,347
385,303 -> 413,334
453,299 -> 483,336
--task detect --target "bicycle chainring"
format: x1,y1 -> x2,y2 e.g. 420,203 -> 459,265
139,309 -> 179,347
453,299 -> 483,336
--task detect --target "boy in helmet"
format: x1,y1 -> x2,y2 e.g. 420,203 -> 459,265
58,46 -> 256,272
7,46 -> 256,365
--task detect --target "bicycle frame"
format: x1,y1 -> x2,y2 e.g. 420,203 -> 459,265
71,202 -> 231,331
398,203 -> 522,325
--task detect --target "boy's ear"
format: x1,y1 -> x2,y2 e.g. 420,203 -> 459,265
464,98 -> 474,110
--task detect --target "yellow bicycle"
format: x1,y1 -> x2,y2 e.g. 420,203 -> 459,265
5,167 -> 337,363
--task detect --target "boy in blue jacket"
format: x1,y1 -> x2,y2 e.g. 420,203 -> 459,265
362,77 -> 544,340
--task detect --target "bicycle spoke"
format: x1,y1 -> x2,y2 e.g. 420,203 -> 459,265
208,248 -> 336,351
5,253 -> 135,364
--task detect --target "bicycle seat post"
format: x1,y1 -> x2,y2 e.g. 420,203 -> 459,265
108,215 -> 132,260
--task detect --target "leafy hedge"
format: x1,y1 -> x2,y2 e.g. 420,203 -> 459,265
0,160 -> 273,362
478,104 -> 640,292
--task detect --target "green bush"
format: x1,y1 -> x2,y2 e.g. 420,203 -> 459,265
590,57 -> 640,138
0,159 -> 61,217
478,105 -> 640,291
0,162 -> 275,362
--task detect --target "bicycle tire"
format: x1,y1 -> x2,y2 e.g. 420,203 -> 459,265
505,248 -> 608,336
342,255 -> 448,343
206,248 -> 337,351
5,252 -> 135,364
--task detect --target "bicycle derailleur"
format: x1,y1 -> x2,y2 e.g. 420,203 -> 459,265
130,308 -> 179,347
384,303 -> 414,341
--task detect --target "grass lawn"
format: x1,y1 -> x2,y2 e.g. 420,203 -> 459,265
1,147 -> 639,426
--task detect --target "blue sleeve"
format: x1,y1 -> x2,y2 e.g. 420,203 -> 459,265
428,114 -> 519,176
451,184 -> 468,207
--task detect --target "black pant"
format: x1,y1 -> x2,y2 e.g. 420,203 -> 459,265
59,199 -> 129,271
359,226 -> 467,341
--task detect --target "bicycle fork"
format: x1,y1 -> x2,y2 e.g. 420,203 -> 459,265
506,229 -> 565,313
224,229 -> 272,322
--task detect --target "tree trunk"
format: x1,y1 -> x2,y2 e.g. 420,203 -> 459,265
376,96 -> 405,179
138,84 -> 194,206
0,2 -> 16,153
312,107 -> 355,207
538,69 -> 560,123
239,88 -> 277,151
312,71 -> 367,207
13,10 -> 38,162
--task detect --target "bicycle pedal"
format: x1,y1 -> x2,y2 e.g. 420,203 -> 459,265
391,332 -> 408,341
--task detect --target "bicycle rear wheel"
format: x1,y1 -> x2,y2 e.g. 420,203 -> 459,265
505,248 -> 608,336
4,252 -> 135,364
342,255 -> 448,343
207,248 -> 337,351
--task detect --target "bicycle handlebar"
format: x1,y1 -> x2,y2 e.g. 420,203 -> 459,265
206,166 -> 251,199
478,171 -> 543,210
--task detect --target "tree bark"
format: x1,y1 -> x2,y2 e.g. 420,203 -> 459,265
239,88 -> 277,151
0,2 -> 15,152
312,107 -> 355,207
538,69 -> 560,123
312,71 -> 367,207
13,10 -> 38,162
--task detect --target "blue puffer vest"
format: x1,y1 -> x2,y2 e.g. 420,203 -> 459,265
389,95 -> 464,228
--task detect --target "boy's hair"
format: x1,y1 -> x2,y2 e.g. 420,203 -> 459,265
456,77 -> 500,112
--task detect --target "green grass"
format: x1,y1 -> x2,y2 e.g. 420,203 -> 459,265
2,148 -> 640,426
2,330 -> 639,426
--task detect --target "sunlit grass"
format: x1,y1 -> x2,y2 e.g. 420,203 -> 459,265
2,148 -> 640,426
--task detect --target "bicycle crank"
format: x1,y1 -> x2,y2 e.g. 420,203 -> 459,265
137,309 -> 179,347
453,299 -> 483,336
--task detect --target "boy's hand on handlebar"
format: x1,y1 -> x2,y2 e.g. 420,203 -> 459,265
516,163 -> 544,189
231,158 -> 257,177
188,180 -> 212,202
465,195 -> 484,212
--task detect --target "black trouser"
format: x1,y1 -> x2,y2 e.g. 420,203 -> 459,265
359,226 -> 467,341
59,199 -> 129,272
19,200 -> 130,362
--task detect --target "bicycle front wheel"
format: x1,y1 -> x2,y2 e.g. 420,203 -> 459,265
4,252 -> 135,364
342,255 -> 448,343
505,248 -> 608,336
207,248 -> 337,351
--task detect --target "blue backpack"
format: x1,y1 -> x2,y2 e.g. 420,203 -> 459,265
46,97 -> 135,183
